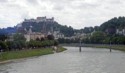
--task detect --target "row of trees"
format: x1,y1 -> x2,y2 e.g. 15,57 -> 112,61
58,31 -> 125,45
0,34 -> 58,52
58,38 -> 80,44
83,31 -> 125,44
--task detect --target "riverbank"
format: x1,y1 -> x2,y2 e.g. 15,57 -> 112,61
0,47 -> 66,63
87,45 -> 125,52
61,43 -> 125,52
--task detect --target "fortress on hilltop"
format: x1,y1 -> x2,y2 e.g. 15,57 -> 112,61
24,16 -> 54,23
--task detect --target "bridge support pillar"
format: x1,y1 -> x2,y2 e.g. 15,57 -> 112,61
110,48 -> 112,52
110,41 -> 112,52
79,46 -> 81,52
79,40 -> 82,52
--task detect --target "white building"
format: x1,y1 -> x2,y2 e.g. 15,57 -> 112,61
24,32 -> 45,41
73,33 -> 87,39
116,28 -> 125,36
24,27 -> 45,41
53,31 -> 64,39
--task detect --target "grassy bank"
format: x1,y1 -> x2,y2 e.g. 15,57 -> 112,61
0,47 -> 66,62
56,47 -> 67,53
61,43 -> 125,52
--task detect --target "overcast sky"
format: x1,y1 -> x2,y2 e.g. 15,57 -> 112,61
0,0 -> 125,29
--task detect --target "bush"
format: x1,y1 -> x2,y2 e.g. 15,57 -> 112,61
0,41 -> 8,51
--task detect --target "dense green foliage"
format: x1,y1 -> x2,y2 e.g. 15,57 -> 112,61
58,38 -> 80,44
0,34 -> 59,52
83,32 -> 125,44
0,35 -> 7,41
27,40 -> 55,48
89,31 -> 105,44
100,17 -> 125,32
0,41 -> 8,51
0,33 -> 66,62
82,17 -> 125,44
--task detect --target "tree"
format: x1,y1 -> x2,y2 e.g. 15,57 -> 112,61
0,35 -> 7,41
40,37 -> 45,41
94,26 -> 100,31
0,41 -> 8,51
36,37 -> 40,41
54,41 -> 59,46
13,33 -> 26,41
47,35 -> 54,40
90,31 -> 106,44
13,33 -> 26,50
6,41 -> 14,51
83,27 -> 94,34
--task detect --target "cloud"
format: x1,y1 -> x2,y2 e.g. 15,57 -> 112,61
27,0 -> 38,5
0,0 -> 7,3
0,0 -> 125,29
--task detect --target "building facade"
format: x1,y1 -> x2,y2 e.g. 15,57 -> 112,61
24,32 -> 45,41
24,27 -> 45,41
116,29 -> 125,36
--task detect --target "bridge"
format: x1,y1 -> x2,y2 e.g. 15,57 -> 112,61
78,42 -> 112,52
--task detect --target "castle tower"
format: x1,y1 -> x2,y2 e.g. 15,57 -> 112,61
29,26 -> 32,34
41,23 -> 47,35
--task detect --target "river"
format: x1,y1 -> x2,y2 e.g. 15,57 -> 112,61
0,47 -> 125,73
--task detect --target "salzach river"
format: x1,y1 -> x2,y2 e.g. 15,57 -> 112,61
0,47 -> 125,73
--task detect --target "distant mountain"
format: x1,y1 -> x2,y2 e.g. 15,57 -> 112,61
0,27 -> 16,35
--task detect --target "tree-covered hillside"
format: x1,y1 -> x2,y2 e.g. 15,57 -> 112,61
82,16 -> 125,44
77,16 -> 125,35
57,16 -> 125,44
100,17 -> 125,34
19,21 -> 74,37
17,16 -> 125,38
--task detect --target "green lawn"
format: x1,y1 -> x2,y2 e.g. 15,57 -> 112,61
0,47 -> 66,62
56,47 -> 67,53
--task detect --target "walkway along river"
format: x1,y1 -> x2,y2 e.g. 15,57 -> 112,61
0,47 -> 125,73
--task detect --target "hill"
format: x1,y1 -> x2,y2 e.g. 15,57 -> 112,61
17,17 -> 74,37
100,17 -> 125,35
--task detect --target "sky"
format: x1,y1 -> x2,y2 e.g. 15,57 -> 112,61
0,0 -> 125,29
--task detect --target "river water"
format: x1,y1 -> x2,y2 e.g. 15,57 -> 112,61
0,47 -> 125,73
